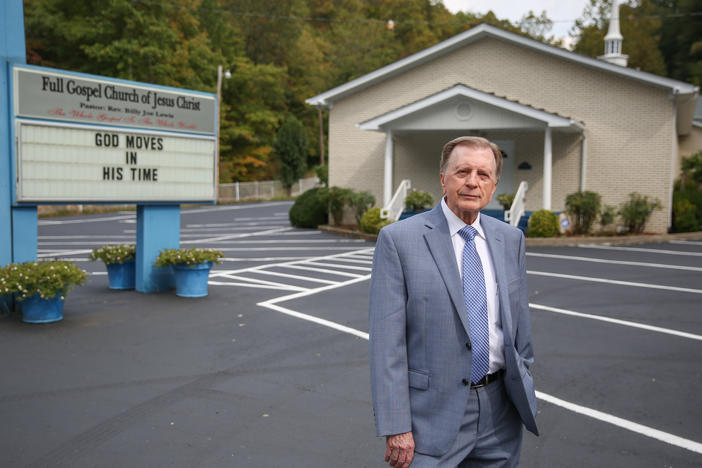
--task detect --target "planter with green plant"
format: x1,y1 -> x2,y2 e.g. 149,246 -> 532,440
497,193 -> 515,211
0,260 -> 87,323
89,244 -> 136,290
154,248 -> 224,297
404,190 -> 434,216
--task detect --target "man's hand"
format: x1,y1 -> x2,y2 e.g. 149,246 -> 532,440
385,432 -> 415,468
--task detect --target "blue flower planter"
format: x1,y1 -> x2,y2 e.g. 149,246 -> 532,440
106,261 -> 136,290
173,262 -> 213,298
21,293 -> 65,324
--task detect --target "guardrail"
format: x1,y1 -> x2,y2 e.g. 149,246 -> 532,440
504,181 -> 528,227
381,179 -> 411,221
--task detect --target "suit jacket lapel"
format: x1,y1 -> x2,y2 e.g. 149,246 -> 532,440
422,206 -> 472,337
482,217 -> 516,344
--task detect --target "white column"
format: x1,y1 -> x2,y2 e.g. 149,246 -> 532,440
384,131 -> 394,207
543,126 -> 552,211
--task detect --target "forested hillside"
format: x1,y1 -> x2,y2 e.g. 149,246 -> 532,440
23,0 -> 700,183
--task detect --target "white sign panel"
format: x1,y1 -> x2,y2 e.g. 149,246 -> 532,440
16,121 -> 216,202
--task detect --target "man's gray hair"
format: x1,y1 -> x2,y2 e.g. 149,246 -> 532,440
440,136 -> 503,180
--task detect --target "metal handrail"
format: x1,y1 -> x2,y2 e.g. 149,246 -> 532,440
381,179 -> 412,221
504,181 -> 528,227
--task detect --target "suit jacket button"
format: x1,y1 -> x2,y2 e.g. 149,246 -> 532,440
462,378 -> 469,386
466,342 -> 472,350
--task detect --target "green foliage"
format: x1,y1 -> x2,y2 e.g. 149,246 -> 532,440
672,199 -> 699,233
599,204 -> 617,229
0,260 -> 87,301
289,187 -> 328,228
319,186 -> 353,225
653,0 -> 702,86
349,191 -> 376,225
274,116 -> 309,193
23,0 -> 565,185
404,190 -> 434,212
565,191 -> 602,234
618,192 -> 662,234
527,210 -> 559,238
497,193 -> 515,210
680,151 -> 702,189
154,248 -> 224,268
360,207 -> 392,235
673,189 -> 702,228
571,0 -> 666,76
314,164 -> 329,187
89,244 -> 136,265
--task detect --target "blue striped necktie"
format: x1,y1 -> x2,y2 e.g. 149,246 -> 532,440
458,225 -> 490,384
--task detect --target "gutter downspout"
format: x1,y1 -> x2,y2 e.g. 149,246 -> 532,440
668,90 -> 679,231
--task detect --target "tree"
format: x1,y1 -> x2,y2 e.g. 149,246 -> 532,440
571,0 -> 666,76
652,0 -> 702,86
274,116 -> 309,195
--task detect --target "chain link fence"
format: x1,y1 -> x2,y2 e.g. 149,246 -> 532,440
218,177 -> 320,203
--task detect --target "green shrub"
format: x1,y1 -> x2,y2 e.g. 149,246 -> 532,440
360,207 -> 392,235
314,163 -> 328,187
404,190 -> 434,212
673,189 -> 702,227
320,186 -> 353,225
672,199 -> 699,232
289,187 -> 328,228
565,191 -> 601,234
599,204 -> 617,230
680,151 -> 702,189
349,191 -> 375,224
618,192 -> 662,234
527,210 -> 559,237
497,193 -> 515,210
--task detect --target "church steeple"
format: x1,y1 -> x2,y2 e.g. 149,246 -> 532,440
599,0 -> 628,66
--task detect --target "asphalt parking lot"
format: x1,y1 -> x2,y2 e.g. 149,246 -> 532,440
1,201 -> 701,467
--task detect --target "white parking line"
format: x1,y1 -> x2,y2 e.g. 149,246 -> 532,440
221,257 -> 309,262
669,240 -> 702,246
536,391 -> 702,455
530,303 -> 702,341
283,264 -> 363,278
303,261 -> 372,272
251,269 -> 339,285
255,276 -> 702,456
578,245 -> 702,257
215,274 -> 307,292
183,227 -> 291,244
214,247 -> 370,252
526,252 -> 702,272
527,270 -> 702,294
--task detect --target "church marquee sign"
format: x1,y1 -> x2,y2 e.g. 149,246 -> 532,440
11,64 -> 217,203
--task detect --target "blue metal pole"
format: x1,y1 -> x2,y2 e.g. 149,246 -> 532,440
136,204 -> 180,293
1,0 -> 28,312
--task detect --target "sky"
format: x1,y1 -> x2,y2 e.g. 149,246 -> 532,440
442,0 -> 592,42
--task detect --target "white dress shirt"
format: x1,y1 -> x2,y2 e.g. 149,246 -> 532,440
441,197 -> 505,374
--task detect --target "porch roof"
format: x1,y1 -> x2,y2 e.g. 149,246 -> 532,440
357,84 -> 584,133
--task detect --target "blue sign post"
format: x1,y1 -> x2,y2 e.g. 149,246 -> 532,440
1,0 -> 32,313
2,0 -> 217,301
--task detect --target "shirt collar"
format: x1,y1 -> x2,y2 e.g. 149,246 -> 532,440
441,197 -> 486,240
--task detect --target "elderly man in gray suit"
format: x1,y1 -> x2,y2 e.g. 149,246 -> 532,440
369,136 -> 538,468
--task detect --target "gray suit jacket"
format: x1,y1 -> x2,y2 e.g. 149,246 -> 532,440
369,204 -> 538,456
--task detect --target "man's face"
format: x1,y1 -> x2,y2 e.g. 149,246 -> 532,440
440,144 -> 498,224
